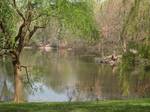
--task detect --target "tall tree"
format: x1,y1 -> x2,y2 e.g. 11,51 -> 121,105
0,0 -> 98,103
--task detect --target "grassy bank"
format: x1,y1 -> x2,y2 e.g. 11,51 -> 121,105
0,99 -> 150,112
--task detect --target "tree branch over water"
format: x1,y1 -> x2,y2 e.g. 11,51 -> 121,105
21,65 -> 33,89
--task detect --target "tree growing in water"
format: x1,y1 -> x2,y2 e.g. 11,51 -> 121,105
0,0 -> 98,103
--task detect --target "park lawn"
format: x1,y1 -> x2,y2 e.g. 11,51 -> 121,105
0,99 -> 150,112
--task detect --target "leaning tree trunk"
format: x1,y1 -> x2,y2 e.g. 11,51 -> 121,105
12,57 -> 23,103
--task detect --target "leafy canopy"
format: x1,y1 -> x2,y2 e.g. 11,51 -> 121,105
0,0 -> 99,52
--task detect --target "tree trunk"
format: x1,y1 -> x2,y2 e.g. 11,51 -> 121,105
13,61 -> 23,103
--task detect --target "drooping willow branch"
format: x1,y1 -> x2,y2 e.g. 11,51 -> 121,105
119,0 -> 141,52
21,65 -> 33,89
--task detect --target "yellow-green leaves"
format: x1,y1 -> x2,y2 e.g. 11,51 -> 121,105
54,0 -> 99,41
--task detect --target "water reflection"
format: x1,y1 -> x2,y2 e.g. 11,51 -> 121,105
0,49 -> 150,102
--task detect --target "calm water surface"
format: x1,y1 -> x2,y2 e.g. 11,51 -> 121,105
0,49 -> 150,102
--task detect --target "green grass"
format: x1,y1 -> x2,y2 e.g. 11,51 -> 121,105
0,99 -> 150,112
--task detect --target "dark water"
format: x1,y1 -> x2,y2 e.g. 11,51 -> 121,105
0,49 -> 150,102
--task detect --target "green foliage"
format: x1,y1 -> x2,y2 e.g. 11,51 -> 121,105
121,0 -> 150,40
54,0 -> 99,41
138,44 -> 150,60
120,41 -> 149,68
0,0 -> 16,49
0,0 -> 99,51
120,51 -> 136,73
119,0 -> 150,78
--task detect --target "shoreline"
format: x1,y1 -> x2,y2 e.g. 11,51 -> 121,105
0,99 -> 150,112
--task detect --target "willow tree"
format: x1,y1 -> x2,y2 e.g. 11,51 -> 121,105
0,0 -> 98,103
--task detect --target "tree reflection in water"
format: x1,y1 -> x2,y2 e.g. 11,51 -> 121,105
0,49 -> 150,102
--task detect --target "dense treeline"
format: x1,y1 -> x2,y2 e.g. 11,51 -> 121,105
95,0 -> 150,54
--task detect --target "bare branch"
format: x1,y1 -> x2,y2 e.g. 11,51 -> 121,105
0,21 -> 5,34
28,26 -> 45,40
14,22 -> 26,43
13,1 -> 33,51
21,65 -> 33,89
32,13 -> 50,21
12,0 -> 25,21
32,14 -> 43,21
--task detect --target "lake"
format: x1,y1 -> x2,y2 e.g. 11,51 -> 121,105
0,49 -> 150,102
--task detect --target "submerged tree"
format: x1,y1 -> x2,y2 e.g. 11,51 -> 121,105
0,0 -> 98,103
